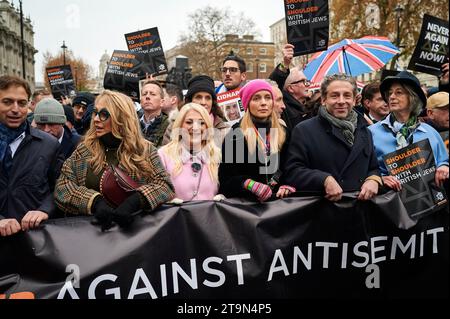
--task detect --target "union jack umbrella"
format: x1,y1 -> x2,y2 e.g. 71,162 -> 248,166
303,36 -> 400,83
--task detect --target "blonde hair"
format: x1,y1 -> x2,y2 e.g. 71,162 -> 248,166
240,111 -> 286,154
161,103 -> 221,183
84,90 -> 154,179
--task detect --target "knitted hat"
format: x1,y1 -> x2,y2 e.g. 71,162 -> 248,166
239,79 -> 274,111
72,92 -> 95,108
427,91 -> 449,110
185,75 -> 216,102
34,98 -> 66,124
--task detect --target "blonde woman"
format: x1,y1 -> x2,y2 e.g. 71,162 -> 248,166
219,80 -> 296,202
158,103 -> 222,202
55,90 -> 175,230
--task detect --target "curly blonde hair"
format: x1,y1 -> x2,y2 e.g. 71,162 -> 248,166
84,90 -> 154,179
160,103 -> 221,183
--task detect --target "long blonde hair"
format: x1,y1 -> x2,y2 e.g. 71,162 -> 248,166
161,103 -> 221,183
240,111 -> 286,155
84,90 -> 154,179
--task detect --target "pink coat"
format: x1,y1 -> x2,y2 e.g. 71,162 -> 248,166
158,147 -> 219,201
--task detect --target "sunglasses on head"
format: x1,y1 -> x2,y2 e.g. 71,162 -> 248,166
93,108 -> 110,122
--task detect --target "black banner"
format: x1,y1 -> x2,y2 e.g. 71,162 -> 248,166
408,14 -> 449,76
103,50 -> 153,99
284,0 -> 329,56
125,27 -> 168,75
0,194 -> 448,299
383,139 -> 448,220
46,65 -> 76,101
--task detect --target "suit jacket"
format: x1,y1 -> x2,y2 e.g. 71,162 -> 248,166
283,114 -> 380,193
60,126 -> 81,159
0,126 -> 64,220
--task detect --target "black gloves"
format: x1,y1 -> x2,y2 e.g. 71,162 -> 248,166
91,196 -> 115,231
113,192 -> 144,227
91,193 -> 145,231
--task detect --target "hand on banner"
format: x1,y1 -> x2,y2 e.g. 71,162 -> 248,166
324,176 -> 343,202
21,211 -> 49,231
145,73 -> 156,81
358,180 -> 379,201
0,219 -> 21,237
435,165 -> 449,188
382,175 -> 402,192
168,198 -> 184,205
276,185 -> 296,199
213,194 -> 226,202
282,44 -> 295,70
61,95 -> 72,106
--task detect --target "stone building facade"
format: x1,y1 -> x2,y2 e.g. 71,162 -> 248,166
0,0 -> 37,88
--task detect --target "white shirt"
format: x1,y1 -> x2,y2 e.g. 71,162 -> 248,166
9,132 -> 26,158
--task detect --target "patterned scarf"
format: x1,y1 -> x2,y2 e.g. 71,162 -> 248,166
386,114 -> 420,149
318,106 -> 358,146
0,122 -> 27,162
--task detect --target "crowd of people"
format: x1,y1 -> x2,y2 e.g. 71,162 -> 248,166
0,44 -> 448,237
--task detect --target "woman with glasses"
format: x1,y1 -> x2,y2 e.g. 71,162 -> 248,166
55,90 -> 175,230
219,80 -> 296,202
158,103 -> 222,202
369,71 -> 449,191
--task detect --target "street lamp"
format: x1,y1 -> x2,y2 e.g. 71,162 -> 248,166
61,41 -> 68,65
19,0 -> 26,80
394,4 -> 404,48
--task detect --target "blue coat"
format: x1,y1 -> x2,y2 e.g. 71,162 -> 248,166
283,114 -> 380,193
0,126 -> 64,221
368,115 -> 449,175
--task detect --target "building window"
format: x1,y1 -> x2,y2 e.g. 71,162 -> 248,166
246,47 -> 253,55
259,63 -> 267,73
247,63 -> 253,72
260,48 -> 267,55
232,48 -> 239,54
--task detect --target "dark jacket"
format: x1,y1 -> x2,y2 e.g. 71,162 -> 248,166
283,114 -> 380,193
0,126 -> 64,221
60,126 -> 82,159
269,64 -> 310,132
140,113 -> 170,148
219,122 -> 289,200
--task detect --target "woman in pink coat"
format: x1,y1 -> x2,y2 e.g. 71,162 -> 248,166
158,103 -> 222,202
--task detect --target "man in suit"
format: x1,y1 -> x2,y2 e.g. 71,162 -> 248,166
284,73 -> 382,201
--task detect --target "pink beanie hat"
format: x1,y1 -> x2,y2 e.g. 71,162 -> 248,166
240,79 -> 274,111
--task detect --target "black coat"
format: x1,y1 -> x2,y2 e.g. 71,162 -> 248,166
283,114 -> 380,193
0,126 -> 64,221
269,64 -> 310,132
60,126 -> 81,159
219,123 -> 290,201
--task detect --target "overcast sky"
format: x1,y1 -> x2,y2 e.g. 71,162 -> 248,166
16,0 -> 285,82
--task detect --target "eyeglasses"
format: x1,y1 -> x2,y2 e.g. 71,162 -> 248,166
1,98 -> 28,108
289,79 -> 310,86
221,67 -> 240,74
73,104 -> 88,110
93,108 -> 111,122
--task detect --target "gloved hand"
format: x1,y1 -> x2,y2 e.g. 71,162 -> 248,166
243,179 -> 273,202
112,192 -> 144,227
91,196 -> 115,231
